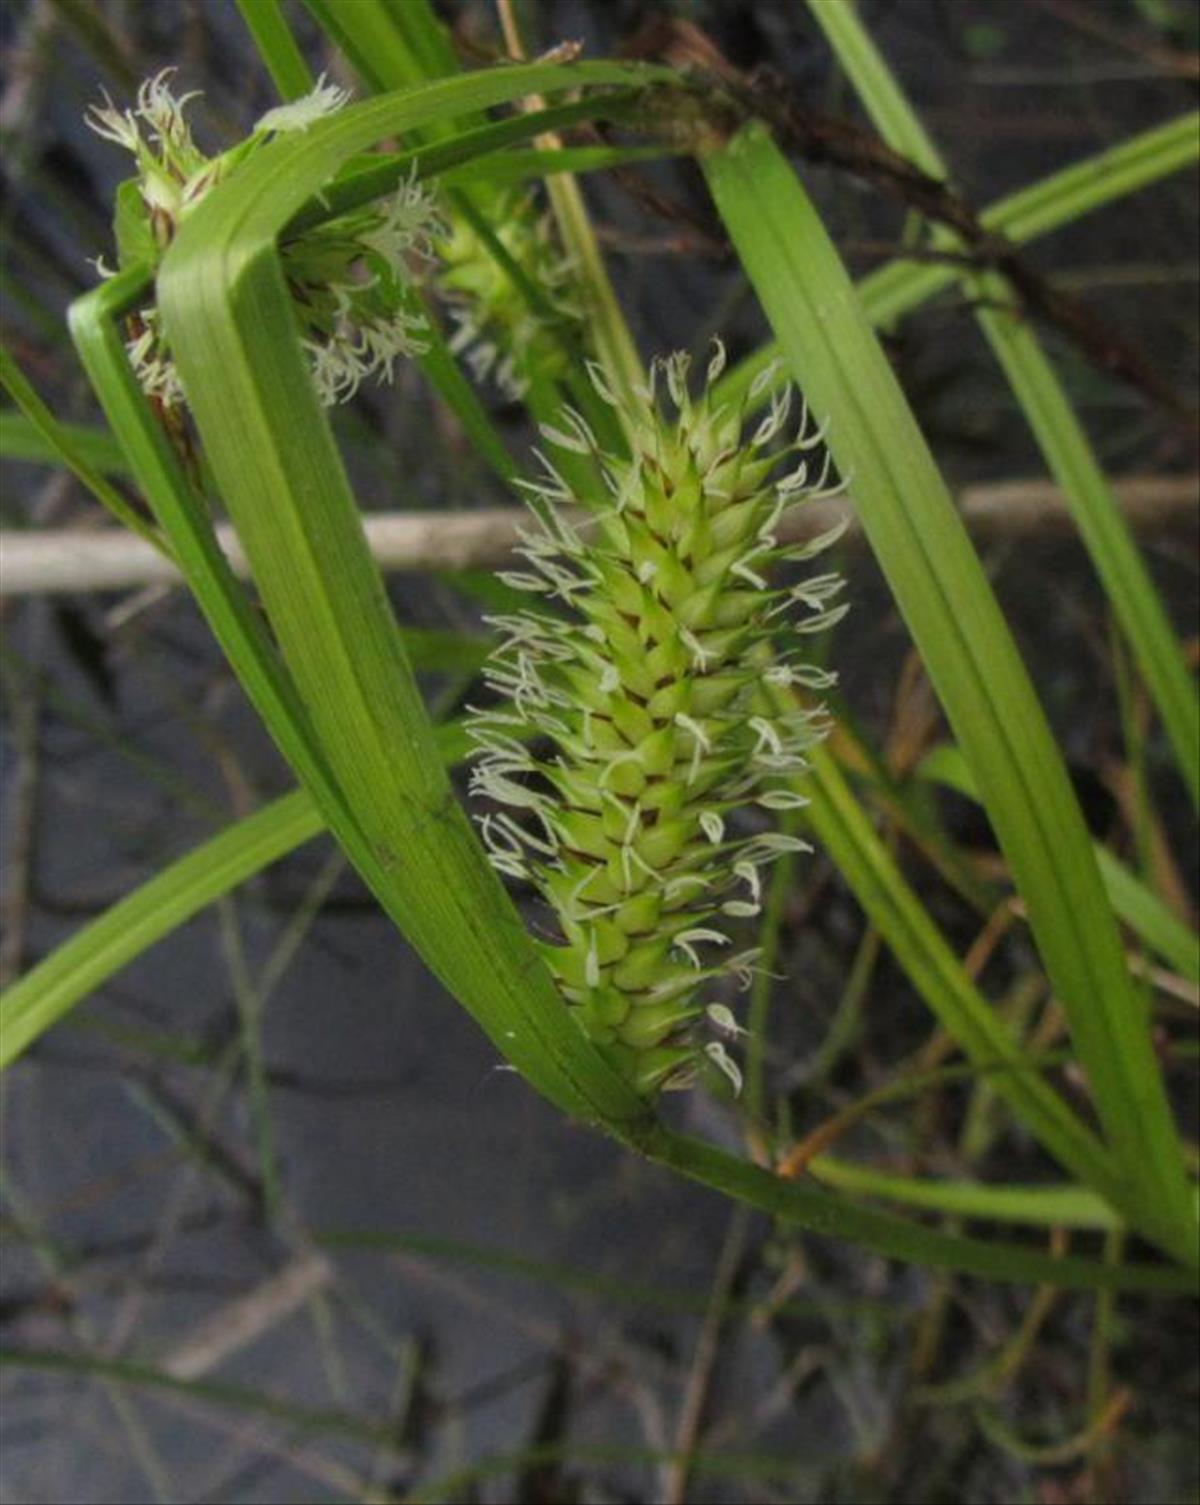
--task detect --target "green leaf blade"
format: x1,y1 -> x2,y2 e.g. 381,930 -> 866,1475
0,793 -> 323,1070
703,124 -> 1196,1266
154,68 -> 674,1129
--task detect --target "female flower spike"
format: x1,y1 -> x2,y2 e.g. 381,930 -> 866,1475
469,346 -> 848,1095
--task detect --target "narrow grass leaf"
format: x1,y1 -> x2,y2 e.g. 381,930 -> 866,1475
807,1158 -> 1123,1231
704,124 -> 1195,1265
919,743 -> 1200,983
715,111 -> 1200,413
0,411 -> 127,476
0,1349 -> 413,1455
0,347 -> 162,551
156,67 -> 669,1129
803,743 -> 1126,1215
443,143 -> 681,189
646,1128 -> 1195,1293
68,269 -> 368,850
234,0 -> 314,101
810,0 -> 1198,807
299,0 -> 441,97
0,792 -> 323,1069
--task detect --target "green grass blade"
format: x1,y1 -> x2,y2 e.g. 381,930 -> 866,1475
807,1158 -> 1123,1231
68,269 -> 363,834
1096,850 -> 1200,985
64,272 -> 532,1138
0,793 -> 322,1069
290,92 -> 647,230
979,315 -> 1198,806
803,744 -> 1126,1214
0,410 -> 127,476
443,143 -> 681,189
0,347 -> 162,550
155,68 -> 668,1129
645,1128 -> 1194,1293
299,0 -> 437,96
0,706 -> 474,1072
376,0 -> 460,78
0,1349 -> 413,1456
861,109 -> 1200,333
715,111 -> 1200,411
703,124 -> 1195,1265
918,743 -> 1200,984
235,0 -> 314,101
979,110 -> 1199,240
810,0 -> 1198,808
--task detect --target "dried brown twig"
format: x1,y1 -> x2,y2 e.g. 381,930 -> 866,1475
624,16 -> 1196,428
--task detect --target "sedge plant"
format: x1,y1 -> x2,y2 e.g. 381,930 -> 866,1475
1,3 -> 1197,1306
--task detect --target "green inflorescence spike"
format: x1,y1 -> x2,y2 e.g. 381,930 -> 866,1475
469,343 -> 848,1095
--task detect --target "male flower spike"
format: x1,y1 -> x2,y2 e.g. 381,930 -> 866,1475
86,70 -> 443,409
469,346 -> 848,1095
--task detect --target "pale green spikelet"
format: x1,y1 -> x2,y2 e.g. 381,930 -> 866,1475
468,344 -> 848,1095
437,189 -> 582,398
85,70 -> 444,410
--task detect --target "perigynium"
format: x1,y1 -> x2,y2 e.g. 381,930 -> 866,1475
469,345 -> 848,1095
85,70 -> 444,409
